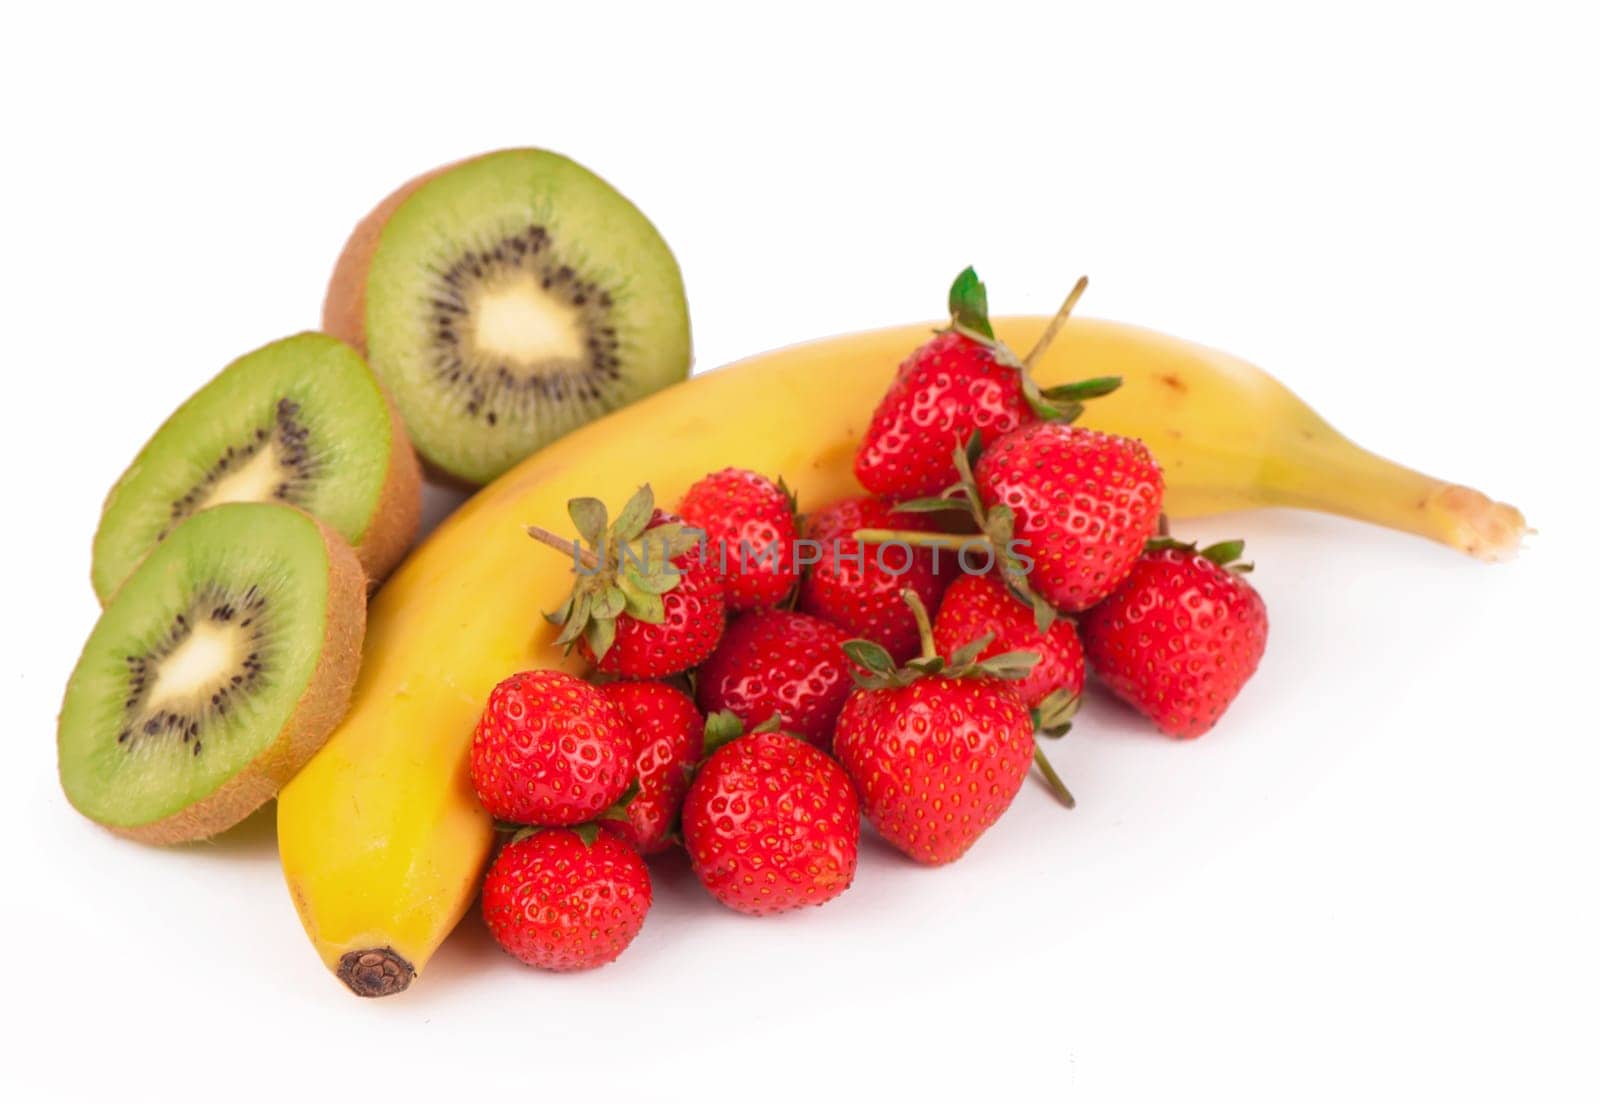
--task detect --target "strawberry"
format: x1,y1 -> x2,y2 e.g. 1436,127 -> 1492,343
482,827 -> 652,972
681,720 -> 860,915
677,468 -> 799,610
797,495 -> 950,664
529,485 -> 726,678
971,423 -> 1164,615
834,591 -> 1044,864
862,424 -> 1162,625
596,681 -> 704,854
1079,538 -> 1268,739
932,571 -> 1085,712
695,609 -> 854,751
855,328 -> 1030,502
854,267 -> 1118,502
470,670 -> 635,826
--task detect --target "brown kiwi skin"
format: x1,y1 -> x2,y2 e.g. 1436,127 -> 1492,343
322,159 -> 464,354
89,513 -> 368,845
322,157 -> 490,490
355,395 -> 422,587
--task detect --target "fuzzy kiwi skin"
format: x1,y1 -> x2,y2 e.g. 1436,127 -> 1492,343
323,162 -> 459,355
356,396 -> 422,587
68,513 -> 368,845
322,158 -> 476,489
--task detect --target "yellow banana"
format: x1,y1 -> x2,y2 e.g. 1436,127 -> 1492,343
278,315 -> 1524,996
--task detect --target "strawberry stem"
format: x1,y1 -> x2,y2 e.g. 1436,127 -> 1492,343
901,589 -> 939,661
1032,743 -> 1077,809
527,525 -> 600,571
1021,276 -> 1089,372
852,528 -> 992,554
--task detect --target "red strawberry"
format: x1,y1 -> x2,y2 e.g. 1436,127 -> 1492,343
856,330 -> 1035,502
798,495 -> 949,663
1079,539 -> 1268,738
855,267 -> 1116,501
596,681 -> 704,854
802,494 -> 906,544
695,609 -> 853,751
482,828 -> 652,971
530,485 -> 727,678
470,670 -> 635,826
973,422 -> 1164,614
932,571 -> 1085,711
834,592 -> 1042,864
677,468 -> 799,611
681,726 -> 860,915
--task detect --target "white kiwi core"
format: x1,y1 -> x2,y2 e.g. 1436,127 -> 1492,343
145,620 -> 247,714
195,443 -> 289,512
467,273 -> 588,367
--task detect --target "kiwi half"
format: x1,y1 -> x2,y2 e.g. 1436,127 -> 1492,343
323,149 -> 691,485
60,502 -> 365,843
91,333 -> 419,605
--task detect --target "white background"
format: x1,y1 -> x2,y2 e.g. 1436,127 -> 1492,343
3,1 -> 1596,1099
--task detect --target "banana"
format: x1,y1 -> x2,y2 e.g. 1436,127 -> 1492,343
278,316 -> 1524,995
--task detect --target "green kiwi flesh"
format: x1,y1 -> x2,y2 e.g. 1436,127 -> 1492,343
60,503 -> 364,842
91,333 -> 414,605
363,149 -> 691,484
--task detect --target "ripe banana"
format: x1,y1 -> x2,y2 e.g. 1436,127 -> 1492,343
278,315 -> 1524,996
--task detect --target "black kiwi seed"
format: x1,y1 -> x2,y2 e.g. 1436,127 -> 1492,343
115,581 -> 273,759
426,224 -> 623,428
157,399 -> 323,541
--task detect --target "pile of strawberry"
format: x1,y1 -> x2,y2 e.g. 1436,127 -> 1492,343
471,269 -> 1270,972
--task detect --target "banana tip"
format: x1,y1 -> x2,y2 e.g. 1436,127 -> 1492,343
1435,485 -> 1528,563
336,947 -> 415,998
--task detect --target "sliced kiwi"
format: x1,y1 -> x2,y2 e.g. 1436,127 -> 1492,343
60,502 -> 365,843
323,149 -> 691,485
91,332 -> 419,605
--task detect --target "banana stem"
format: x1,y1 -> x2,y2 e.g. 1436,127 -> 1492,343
1261,435 -> 1528,563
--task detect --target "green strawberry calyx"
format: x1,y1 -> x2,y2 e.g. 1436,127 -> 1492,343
1144,536 -> 1256,574
777,474 -> 801,526
497,780 -> 641,848
700,709 -> 782,758
842,589 -> 1040,691
947,265 -> 998,342
527,484 -> 704,662
1033,686 -> 1081,738
776,476 -> 805,613
944,266 -> 1122,422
